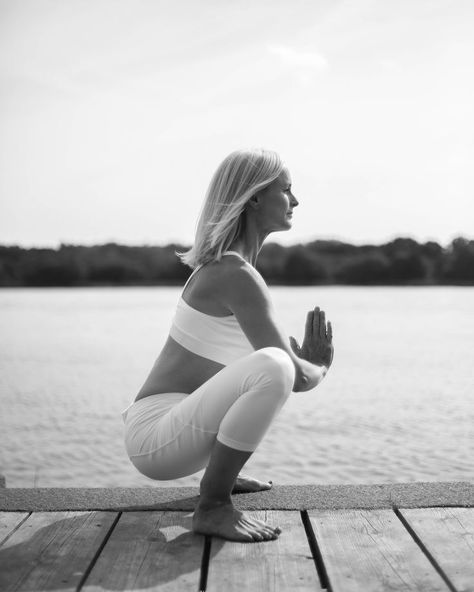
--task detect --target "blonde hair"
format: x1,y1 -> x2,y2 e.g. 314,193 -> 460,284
177,149 -> 284,268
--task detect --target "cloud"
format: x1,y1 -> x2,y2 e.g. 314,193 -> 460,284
267,44 -> 328,86
268,44 -> 328,69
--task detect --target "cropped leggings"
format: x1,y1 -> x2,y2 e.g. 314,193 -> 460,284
122,347 -> 295,480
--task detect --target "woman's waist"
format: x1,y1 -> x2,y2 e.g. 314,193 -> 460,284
134,388 -> 189,403
136,358 -> 223,401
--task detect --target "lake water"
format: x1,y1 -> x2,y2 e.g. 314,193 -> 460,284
0,286 -> 472,488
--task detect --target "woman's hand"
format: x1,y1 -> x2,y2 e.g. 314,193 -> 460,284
289,307 -> 334,369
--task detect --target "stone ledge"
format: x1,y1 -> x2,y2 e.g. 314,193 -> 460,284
0,481 -> 472,512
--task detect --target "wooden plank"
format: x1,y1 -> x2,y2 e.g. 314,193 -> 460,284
0,511 -> 117,592
83,511 -> 204,591
400,507 -> 474,592
206,510 -> 323,591
0,512 -> 29,546
309,509 -> 451,592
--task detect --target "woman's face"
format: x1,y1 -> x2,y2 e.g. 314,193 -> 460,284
254,168 -> 299,233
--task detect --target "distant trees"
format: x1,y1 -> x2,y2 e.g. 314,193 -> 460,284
335,253 -> 392,284
0,237 -> 473,287
442,237 -> 474,282
282,246 -> 328,285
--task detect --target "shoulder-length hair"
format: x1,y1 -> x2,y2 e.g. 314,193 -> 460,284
177,149 -> 284,269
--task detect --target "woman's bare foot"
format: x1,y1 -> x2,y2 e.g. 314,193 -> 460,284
232,473 -> 273,494
192,499 -> 281,542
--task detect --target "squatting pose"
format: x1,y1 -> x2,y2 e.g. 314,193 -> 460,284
122,149 -> 334,542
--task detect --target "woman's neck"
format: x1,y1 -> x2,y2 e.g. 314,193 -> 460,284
229,211 -> 273,266
229,234 -> 269,267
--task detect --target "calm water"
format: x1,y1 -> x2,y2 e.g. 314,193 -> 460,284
0,286 -> 472,488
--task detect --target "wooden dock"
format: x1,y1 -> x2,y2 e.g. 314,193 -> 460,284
0,482 -> 473,591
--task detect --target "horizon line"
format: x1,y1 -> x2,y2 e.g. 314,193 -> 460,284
1,233 -> 472,251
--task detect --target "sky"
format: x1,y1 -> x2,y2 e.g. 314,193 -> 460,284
1,0 -> 473,248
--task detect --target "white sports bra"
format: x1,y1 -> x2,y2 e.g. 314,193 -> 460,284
169,251 -> 254,365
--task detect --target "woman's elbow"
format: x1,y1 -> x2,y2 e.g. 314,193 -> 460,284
292,363 -> 327,392
292,369 -> 309,392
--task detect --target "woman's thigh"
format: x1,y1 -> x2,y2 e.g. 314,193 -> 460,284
127,355 -> 259,479
128,348 -> 293,480
129,421 -> 216,480
170,347 -> 292,434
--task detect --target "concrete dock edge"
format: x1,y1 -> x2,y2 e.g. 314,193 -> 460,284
0,481 -> 472,512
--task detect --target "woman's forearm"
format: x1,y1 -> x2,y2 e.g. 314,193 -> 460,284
293,358 -> 328,392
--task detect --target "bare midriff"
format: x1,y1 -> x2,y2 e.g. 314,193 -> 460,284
134,335 -> 224,402
134,257 -> 242,403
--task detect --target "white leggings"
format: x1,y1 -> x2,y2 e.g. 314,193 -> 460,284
122,347 -> 295,480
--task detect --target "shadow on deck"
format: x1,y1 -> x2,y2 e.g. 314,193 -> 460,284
1,482 -> 473,591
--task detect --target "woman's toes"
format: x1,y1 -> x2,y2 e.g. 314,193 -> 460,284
249,529 -> 264,542
264,530 -> 277,540
236,526 -> 254,542
243,517 -> 280,540
245,519 -> 269,534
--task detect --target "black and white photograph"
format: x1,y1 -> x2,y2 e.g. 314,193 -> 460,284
1,0 -> 473,589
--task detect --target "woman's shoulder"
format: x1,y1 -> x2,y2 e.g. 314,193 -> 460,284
182,255 -> 262,315
192,255 -> 267,310
214,253 -> 264,284
215,255 -> 270,306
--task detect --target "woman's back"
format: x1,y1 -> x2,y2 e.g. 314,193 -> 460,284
135,252 -> 252,401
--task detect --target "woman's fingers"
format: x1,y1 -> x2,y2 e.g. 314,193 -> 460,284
319,310 -> 326,339
304,310 -> 313,340
289,336 -> 300,355
312,307 -> 320,338
312,307 -> 332,341
307,307 -> 332,344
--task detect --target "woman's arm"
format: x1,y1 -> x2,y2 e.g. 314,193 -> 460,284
219,262 -> 333,392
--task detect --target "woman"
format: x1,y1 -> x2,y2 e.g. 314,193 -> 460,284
122,149 -> 334,543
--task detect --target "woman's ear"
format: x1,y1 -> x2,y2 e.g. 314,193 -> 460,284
247,192 -> 261,210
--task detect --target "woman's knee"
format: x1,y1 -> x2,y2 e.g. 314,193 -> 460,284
252,347 -> 295,391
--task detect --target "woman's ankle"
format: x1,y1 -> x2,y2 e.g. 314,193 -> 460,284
197,493 -> 233,510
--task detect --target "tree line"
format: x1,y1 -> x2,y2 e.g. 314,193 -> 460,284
0,236 -> 473,287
